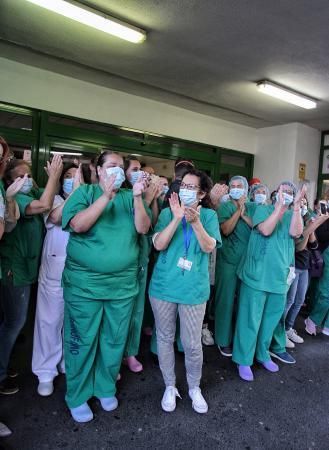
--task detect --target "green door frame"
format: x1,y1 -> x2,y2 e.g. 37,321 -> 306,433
0,101 -> 254,187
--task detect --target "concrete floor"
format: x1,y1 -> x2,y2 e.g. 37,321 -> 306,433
1,316 -> 329,450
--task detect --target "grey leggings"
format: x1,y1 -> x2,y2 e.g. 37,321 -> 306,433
150,297 -> 206,389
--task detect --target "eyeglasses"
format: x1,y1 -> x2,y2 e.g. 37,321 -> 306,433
180,182 -> 200,191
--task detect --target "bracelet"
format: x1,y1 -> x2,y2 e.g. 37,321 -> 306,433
133,194 -> 142,198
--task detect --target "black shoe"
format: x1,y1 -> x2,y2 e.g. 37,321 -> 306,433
0,377 -> 19,395
218,345 -> 233,357
8,368 -> 19,378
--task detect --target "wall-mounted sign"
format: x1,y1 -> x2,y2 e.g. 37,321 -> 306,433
23,149 -> 32,163
298,162 -> 306,180
322,150 -> 329,174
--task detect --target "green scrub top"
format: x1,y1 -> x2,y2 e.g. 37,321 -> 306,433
238,204 -> 295,295
217,200 -> 254,266
149,207 -> 222,305
0,187 -> 45,286
62,184 -> 150,300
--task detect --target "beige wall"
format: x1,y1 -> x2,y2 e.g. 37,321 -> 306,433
0,57 -> 321,197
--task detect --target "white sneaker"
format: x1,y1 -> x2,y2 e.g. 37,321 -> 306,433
201,324 -> 214,346
37,381 -> 54,397
285,334 -> 295,348
0,421 -> 12,437
161,386 -> 181,412
286,328 -> 304,344
322,327 -> 329,336
188,387 -> 208,414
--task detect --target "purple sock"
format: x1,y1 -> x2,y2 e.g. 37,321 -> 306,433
238,365 -> 254,381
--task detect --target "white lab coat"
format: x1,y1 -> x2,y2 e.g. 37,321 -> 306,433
32,196 -> 69,382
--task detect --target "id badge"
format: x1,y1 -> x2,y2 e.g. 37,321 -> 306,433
177,257 -> 193,271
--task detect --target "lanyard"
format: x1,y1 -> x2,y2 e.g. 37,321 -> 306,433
182,217 -> 193,258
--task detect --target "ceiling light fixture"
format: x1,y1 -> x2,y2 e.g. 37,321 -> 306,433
26,0 -> 146,43
119,126 -> 163,137
256,80 -> 317,109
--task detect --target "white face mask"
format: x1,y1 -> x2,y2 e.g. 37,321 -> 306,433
105,167 -> 125,190
20,177 -> 33,194
179,188 -> 197,206
129,170 -> 144,186
254,193 -> 267,204
229,187 -> 245,200
301,205 -> 308,216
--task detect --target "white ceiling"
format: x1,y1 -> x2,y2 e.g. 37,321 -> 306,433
1,0 -> 329,129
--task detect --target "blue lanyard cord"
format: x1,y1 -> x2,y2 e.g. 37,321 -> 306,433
182,217 -> 193,257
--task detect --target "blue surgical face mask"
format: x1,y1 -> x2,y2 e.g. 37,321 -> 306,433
63,178 -> 74,195
179,188 -> 197,206
254,193 -> 267,204
275,192 -> 294,205
229,188 -> 244,200
20,177 -> 33,194
105,167 -> 125,190
129,170 -> 143,186
301,205 -> 308,216
162,185 -> 169,195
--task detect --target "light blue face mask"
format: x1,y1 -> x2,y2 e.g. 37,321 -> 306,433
275,192 -> 294,205
229,188 -> 245,200
129,170 -> 143,186
162,185 -> 169,195
105,167 -> 125,190
254,193 -> 267,204
63,178 -> 74,195
179,188 -> 197,206
20,177 -> 33,194
301,206 -> 308,216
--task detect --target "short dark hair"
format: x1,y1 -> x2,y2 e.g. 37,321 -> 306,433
124,155 -> 141,173
4,159 -> 30,187
174,158 -> 195,180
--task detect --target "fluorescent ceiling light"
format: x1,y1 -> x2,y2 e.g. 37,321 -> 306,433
257,81 -> 317,109
26,0 -> 146,43
119,126 -> 163,137
51,151 -> 83,156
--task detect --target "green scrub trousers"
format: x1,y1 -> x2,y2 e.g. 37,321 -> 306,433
64,290 -> 134,409
214,258 -> 239,347
232,282 -> 286,366
125,267 -> 148,357
310,247 -> 329,328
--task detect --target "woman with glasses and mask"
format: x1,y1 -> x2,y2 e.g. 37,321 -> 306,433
32,163 -> 81,397
61,150 -> 151,423
214,175 -> 253,358
0,154 -> 63,396
149,169 -> 221,414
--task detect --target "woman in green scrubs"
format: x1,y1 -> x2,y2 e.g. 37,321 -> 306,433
149,169 -> 221,414
232,182 -> 305,381
0,154 -> 62,395
0,138 -> 25,435
214,175 -> 253,357
122,155 -> 154,373
62,150 -> 151,423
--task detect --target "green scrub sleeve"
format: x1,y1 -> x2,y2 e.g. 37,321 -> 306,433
62,185 -> 94,232
203,209 -> 222,248
153,207 -> 172,234
217,201 -> 236,224
15,188 -> 42,218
